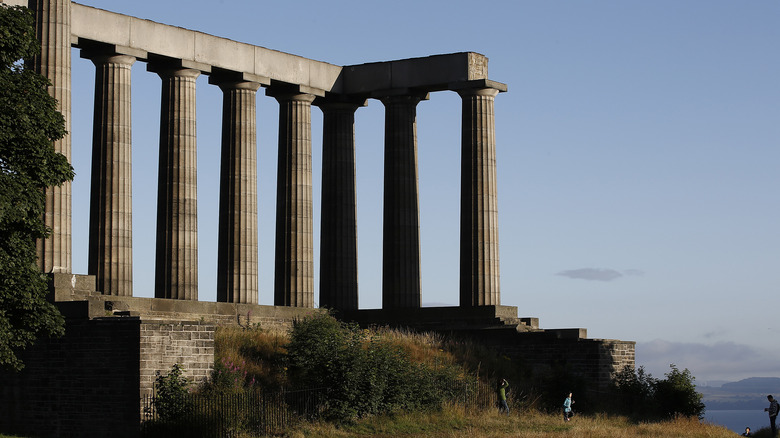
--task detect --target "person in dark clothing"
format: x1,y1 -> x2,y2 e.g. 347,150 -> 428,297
766,395 -> 779,436
742,426 -> 751,436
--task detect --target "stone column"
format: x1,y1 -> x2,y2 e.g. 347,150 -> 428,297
85,53 -> 135,296
317,99 -> 364,311
214,80 -> 260,304
381,94 -> 426,309
151,66 -> 200,300
268,90 -> 316,308
459,87 -> 501,306
32,0 -> 72,273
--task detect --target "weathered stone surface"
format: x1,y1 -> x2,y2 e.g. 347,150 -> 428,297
270,90 -> 316,308
381,94 -> 427,309
213,79 -> 260,305
32,0 -> 72,274
317,99 -> 364,311
152,66 -> 200,300
84,52 -> 135,297
459,87 -> 501,306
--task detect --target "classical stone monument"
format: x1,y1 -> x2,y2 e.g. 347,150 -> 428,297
0,1 -> 634,437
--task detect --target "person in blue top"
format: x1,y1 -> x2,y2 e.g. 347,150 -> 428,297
563,392 -> 574,421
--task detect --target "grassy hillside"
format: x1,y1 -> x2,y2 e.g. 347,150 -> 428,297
287,406 -> 736,438
189,319 -> 734,438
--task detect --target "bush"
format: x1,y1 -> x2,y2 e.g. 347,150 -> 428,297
610,363 -> 704,420
655,365 -> 705,419
285,313 -> 473,422
154,363 -> 192,421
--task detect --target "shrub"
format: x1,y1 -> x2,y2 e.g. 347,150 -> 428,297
285,313 -> 474,422
655,365 -> 705,419
610,363 -> 704,420
154,363 -> 192,421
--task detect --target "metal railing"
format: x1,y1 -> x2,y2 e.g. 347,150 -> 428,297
140,378 -> 498,437
141,387 -> 325,437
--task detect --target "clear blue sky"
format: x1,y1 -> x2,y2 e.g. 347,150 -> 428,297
66,0 -> 780,383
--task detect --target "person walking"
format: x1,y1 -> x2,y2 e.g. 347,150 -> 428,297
497,378 -> 510,415
563,392 -> 574,421
766,395 -> 779,436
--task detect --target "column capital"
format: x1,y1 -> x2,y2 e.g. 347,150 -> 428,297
266,88 -> 317,104
378,91 -> 429,106
149,66 -> 201,80
457,87 -> 501,98
450,79 -> 508,94
213,80 -> 262,92
147,57 -> 202,79
81,52 -> 136,67
314,96 -> 368,112
208,68 -> 269,90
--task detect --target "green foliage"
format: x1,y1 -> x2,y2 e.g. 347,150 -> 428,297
610,364 -> 705,420
0,4 -> 73,372
285,313 -> 473,423
655,365 -> 705,419
206,357 -> 256,394
153,363 -> 192,422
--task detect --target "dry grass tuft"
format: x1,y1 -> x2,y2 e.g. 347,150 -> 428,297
214,326 -> 289,390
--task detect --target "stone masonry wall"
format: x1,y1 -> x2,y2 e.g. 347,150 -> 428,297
498,336 -> 636,391
139,320 -> 215,397
0,316 -> 141,438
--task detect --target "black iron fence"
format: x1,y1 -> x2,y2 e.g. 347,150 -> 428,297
141,378 -> 497,437
141,387 -> 325,437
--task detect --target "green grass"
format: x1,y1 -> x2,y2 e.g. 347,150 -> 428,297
283,406 -> 736,438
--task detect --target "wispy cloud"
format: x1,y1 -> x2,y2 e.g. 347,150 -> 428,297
555,268 -> 645,282
637,339 -> 780,383
556,268 -> 623,281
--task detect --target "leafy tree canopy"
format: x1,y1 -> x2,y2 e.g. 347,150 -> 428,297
0,4 -> 74,371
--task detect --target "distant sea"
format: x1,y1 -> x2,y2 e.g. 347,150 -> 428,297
704,410 -> 770,434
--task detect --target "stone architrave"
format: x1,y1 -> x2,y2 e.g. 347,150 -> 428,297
317,99 -> 364,311
269,90 -> 316,308
381,94 -> 427,309
85,53 -> 135,296
459,87 -> 501,306
32,0 -> 72,273
215,80 -> 260,304
152,66 -> 200,300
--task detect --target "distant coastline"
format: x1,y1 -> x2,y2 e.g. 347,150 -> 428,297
699,377 -> 780,410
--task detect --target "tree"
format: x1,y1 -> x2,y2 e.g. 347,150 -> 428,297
610,364 -> 705,420
0,4 -> 74,371
655,364 -> 705,419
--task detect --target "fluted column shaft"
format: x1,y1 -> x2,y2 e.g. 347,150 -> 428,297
382,95 -> 424,309
32,0 -> 71,273
216,81 -> 260,304
153,67 -> 200,300
459,88 -> 501,306
318,101 -> 361,311
271,91 -> 316,307
86,53 -> 135,296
